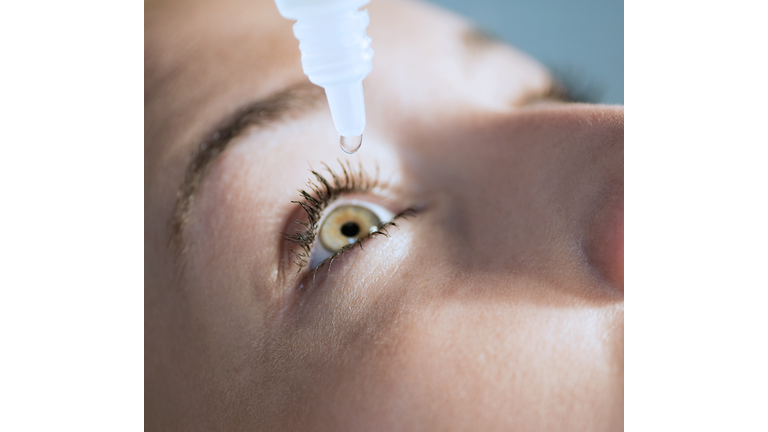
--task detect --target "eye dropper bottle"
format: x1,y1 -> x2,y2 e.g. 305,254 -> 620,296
274,0 -> 374,154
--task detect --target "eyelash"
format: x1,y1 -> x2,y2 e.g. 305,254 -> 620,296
283,160 -> 413,275
548,67 -> 603,103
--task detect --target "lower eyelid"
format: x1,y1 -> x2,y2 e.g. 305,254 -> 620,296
280,195 -> 408,276
301,213 -> 411,287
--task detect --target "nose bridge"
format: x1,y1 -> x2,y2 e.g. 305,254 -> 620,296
399,105 -> 624,279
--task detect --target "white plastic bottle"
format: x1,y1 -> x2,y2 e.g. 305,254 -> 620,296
274,0 -> 374,154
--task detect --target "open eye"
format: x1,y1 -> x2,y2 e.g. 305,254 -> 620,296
309,201 -> 394,269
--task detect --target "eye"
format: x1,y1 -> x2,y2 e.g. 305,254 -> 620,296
320,205 -> 380,250
309,201 -> 394,269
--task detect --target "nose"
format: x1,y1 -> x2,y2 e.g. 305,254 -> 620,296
399,104 -> 624,290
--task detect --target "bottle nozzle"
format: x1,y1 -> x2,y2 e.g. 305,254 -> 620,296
325,82 -> 366,142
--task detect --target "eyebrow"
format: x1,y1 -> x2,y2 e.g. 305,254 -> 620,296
169,81 -> 326,258
461,26 -> 502,51
461,27 -> 583,105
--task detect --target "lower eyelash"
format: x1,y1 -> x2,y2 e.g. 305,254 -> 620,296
316,208 -> 416,275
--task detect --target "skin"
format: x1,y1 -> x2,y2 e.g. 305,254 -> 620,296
145,0 -> 624,430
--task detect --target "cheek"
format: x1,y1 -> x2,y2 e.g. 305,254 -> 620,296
321,299 -> 623,430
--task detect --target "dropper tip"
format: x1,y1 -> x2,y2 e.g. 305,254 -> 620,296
339,134 -> 363,154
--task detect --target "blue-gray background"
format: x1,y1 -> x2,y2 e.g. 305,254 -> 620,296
425,0 -> 623,104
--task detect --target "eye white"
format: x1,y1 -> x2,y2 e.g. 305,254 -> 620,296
308,199 -> 394,269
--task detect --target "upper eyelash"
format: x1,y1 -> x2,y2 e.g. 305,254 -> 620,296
283,160 -> 384,272
547,67 -> 604,103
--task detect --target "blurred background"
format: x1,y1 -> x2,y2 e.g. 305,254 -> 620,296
425,0 -> 623,104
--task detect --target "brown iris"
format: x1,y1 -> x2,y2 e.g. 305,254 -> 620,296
319,205 -> 381,252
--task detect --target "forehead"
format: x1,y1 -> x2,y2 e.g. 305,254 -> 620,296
144,0 -> 467,116
145,0 -> 306,153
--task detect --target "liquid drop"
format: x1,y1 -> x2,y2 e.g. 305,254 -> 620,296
340,134 -> 363,154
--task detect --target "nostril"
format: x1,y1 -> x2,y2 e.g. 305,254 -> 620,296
590,203 -> 624,292
608,208 -> 624,291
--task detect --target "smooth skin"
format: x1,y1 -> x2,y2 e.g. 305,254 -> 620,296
145,0 -> 624,430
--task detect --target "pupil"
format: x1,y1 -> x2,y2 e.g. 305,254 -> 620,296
340,222 -> 360,237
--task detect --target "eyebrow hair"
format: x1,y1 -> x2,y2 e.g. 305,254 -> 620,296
169,81 -> 326,259
461,26 -> 501,51
521,78 -> 582,105
461,26 -> 588,105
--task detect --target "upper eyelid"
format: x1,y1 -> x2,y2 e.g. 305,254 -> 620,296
518,78 -> 574,107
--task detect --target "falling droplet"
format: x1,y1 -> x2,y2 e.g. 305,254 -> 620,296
340,135 -> 363,154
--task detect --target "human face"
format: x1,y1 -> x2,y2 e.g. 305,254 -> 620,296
145,0 -> 624,430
